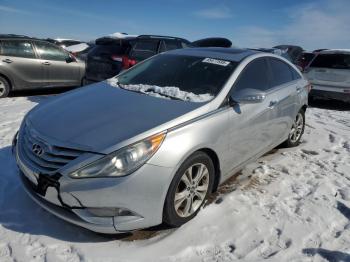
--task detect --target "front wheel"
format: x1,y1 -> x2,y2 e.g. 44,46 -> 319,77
0,76 -> 10,98
283,110 -> 305,147
163,152 -> 215,227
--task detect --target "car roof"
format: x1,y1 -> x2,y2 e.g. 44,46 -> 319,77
167,47 -> 259,62
0,34 -> 50,42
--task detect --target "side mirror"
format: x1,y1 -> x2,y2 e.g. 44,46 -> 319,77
229,88 -> 266,105
65,55 -> 76,63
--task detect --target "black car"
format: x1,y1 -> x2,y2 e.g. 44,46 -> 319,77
85,35 -> 193,83
85,35 -> 233,83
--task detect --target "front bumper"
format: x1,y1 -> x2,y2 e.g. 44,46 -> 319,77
15,141 -> 175,233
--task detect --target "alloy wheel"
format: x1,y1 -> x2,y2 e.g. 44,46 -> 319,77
290,112 -> 304,143
174,163 -> 209,217
0,80 -> 5,96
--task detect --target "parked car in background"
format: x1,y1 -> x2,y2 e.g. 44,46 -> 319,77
46,38 -> 84,49
85,34 -> 193,83
0,34 -> 85,98
304,49 -> 350,103
14,47 -> 308,233
250,48 -> 292,62
297,52 -> 315,72
273,45 -> 304,65
85,34 -> 233,84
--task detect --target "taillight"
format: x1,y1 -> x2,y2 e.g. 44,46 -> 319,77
122,56 -> 136,69
110,55 -> 136,69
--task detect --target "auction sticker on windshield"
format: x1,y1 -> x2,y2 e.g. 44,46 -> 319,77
202,58 -> 230,66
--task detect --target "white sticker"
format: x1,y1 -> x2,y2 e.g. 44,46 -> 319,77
202,58 -> 230,66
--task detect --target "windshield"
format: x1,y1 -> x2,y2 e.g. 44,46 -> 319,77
110,54 -> 237,102
310,53 -> 350,70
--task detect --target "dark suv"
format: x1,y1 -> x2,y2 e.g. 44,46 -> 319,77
0,35 -> 85,98
85,35 -> 193,83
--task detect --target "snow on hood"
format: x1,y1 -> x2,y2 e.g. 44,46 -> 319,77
64,43 -> 89,52
107,78 -> 214,103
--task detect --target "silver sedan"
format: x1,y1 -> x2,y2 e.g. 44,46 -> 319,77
14,47 -> 308,233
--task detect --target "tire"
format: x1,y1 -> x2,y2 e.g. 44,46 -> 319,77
163,151 -> 215,227
0,76 -> 10,98
283,109 -> 305,147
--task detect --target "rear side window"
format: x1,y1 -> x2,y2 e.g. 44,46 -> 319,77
34,41 -> 69,61
130,40 -> 159,61
233,58 -> 270,92
0,40 -> 36,59
269,58 -> 294,87
310,54 -> 350,70
89,44 -> 128,58
160,40 -> 182,52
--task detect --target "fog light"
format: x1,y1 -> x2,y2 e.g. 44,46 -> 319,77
86,207 -> 134,217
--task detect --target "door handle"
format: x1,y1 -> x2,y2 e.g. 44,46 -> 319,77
2,58 -> 13,63
42,61 -> 51,65
296,86 -> 302,93
268,100 -> 278,108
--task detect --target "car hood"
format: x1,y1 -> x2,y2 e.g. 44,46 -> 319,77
27,82 -> 202,153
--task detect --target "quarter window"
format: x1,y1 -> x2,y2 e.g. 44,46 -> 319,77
34,41 -> 69,61
233,58 -> 270,92
0,40 -> 36,59
269,58 -> 294,86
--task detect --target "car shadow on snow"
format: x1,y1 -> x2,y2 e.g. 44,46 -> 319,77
302,248 -> 350,262
9,86 -> 79,104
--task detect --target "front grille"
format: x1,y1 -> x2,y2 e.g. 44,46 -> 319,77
18,124 -> 84,175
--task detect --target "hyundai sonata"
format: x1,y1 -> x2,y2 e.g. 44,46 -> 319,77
14,47 -> 308,233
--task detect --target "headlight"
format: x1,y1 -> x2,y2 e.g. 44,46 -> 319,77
70,132 -> 166,178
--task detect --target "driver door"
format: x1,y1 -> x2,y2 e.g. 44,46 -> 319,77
225,58 -> 277,174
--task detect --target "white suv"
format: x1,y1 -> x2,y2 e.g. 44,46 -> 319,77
304,49 -> 350,103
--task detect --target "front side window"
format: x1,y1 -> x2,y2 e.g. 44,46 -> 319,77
310,53 -> 350,70
34,41 -> 69,61
233,58 -> 270,93
116,54 -> 237,102
0,40 -> 36,59
269,58 -> 294,87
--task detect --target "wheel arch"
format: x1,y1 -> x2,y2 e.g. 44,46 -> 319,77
196,148 -> 221,193
0,72 -> 12,90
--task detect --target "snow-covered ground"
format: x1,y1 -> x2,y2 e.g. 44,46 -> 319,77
0,96 -> 349,262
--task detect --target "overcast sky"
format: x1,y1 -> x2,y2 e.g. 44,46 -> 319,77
1,0 -> 349,50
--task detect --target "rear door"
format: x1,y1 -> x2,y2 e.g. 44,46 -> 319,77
226,58 -> 276,171
0,39 -> 45,90
266,57 -> 301,143
306,53 -> 350,93
33,40 -> 81,87
129,39 -> 160,62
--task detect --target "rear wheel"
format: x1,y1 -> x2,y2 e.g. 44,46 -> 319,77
0,76 -> 10,98
163,152 -> 214,227
283,110 -> 305,147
